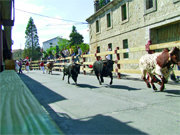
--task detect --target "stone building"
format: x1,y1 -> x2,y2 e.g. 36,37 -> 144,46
86,0 -> 180,61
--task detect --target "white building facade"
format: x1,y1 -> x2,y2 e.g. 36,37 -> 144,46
42,37 -> 67,51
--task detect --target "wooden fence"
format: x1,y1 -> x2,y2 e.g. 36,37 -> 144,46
28,41 -> 180,78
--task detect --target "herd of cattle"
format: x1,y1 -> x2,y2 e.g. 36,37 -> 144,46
45,47 -> 180,92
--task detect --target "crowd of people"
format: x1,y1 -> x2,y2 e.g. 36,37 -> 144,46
47,46 -> 86,63
14,43 -> 179,82
60,46 -> 83,61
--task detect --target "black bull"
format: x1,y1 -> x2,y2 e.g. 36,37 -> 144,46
62,63 -> 81,85
93,60 -> 114,85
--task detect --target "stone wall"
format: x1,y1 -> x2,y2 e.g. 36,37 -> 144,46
88,0 -> 180,64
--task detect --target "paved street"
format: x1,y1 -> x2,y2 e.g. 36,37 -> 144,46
20,70 -> 180,135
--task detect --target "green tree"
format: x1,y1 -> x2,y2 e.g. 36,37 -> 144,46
69,26 -> 84,46
57,38 -> 70,51
12,49 -> 24,60
24,17 -> 41,60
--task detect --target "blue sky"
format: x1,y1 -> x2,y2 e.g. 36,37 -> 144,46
12,0 -> 94,50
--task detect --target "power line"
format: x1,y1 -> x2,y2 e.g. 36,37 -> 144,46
15,8 -> 88,24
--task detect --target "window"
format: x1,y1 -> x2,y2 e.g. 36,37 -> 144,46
123,39 -> 129,59
97,46 -> 100,53
107,43 -> 112,60
146,0 -> 153,9
96,20 -> 100,33
144,0 -> 157,14
121,4 -> 127,21
50,43 -> 53,48
96,46 -> 101,60
107,13 -> 111,28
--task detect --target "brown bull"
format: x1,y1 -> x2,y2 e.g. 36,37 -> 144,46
46,61 -> 54,74
139,47 -> 180,91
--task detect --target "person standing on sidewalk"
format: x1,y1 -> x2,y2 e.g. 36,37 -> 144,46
25,60 -> 30,72
18,59 -> 23,74
40,61 -> 45,74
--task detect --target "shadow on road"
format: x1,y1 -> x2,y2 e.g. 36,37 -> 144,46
19,74 -> 147,135
105,85 -> 141,91
77,83 -> 99,89
56,113 -> 148,135
19,74 -> 66,105
164,90 -> 180,95
46,73 -> 61,75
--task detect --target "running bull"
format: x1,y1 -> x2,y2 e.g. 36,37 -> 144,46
93,60 -> 114,85
46,61 -> 54,74
139,47 -> 180,91
62,63 -> 81,85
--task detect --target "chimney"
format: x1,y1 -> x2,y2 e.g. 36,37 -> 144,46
94,0 -> 99,12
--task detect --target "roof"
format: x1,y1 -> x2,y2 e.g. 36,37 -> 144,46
42,36 -> 65,44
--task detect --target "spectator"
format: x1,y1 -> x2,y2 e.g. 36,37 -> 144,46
25,60 -> 30,72
56,53 -> 60,59
60,50 -> 65,58
15,60 -> 19,73
18,59 -> 23,74
70,47 -> 76,56
86,48 -> 90,54
75,46 -> 82,62
40,61 -> 45,74
50,54 -> 54,59
63,48 -> 70,57
145,40 -> 155,54
105,44 -> 112,60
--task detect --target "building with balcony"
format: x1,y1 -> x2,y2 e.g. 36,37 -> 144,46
86,0 -> 180,61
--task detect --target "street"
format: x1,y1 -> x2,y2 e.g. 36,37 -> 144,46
20,70 -> 180,135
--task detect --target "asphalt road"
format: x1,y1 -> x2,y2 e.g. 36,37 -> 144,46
20,70 -> 180,135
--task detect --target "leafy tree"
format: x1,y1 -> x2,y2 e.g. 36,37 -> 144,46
42,51 -> 48,59
57,38 -> 70,51
12,49 -> 24,60
24,17 -> 41,60
72,25 -> 77,33
42,27 -> 89,58
70,43 -> 89,55
69,26 -> 84,46
78,43 -> 89,54
56,45 -> 59,54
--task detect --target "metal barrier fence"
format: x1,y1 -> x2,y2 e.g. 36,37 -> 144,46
28,41 -> 180,78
